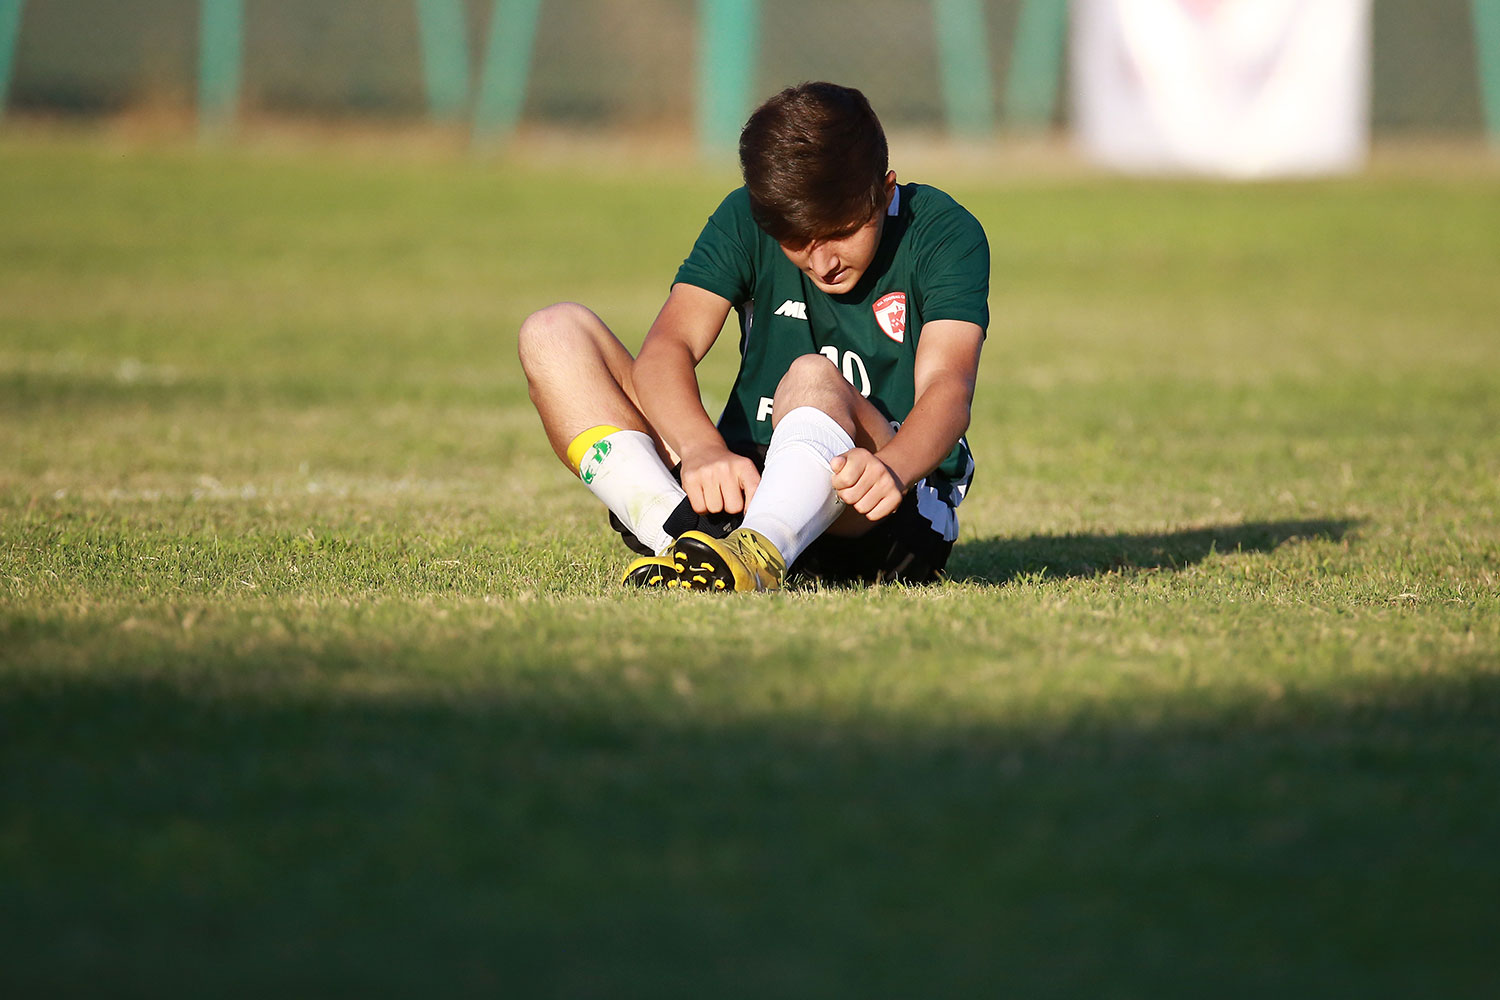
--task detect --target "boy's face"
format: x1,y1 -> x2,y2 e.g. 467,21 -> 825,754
778,172 -> 897,295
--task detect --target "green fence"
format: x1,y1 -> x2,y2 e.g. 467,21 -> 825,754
2,0 -> 1497,149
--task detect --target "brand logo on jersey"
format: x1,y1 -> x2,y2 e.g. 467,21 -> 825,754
774,299 -> 807,320
873,292 -> 907,343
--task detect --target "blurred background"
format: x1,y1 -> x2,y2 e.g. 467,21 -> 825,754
1,0 -> 1495,164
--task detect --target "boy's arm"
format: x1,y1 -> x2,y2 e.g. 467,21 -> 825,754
634,283 -> 762,514
831,319 -> 983,520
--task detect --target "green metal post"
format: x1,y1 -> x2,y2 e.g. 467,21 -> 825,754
933,0 -> 994,139
198,0 -> 243,138
473,0 -> 543,145
0,0 -> 22,118
697,0 -> 758,155
416,0 -> 471,121
1475,0 -> 1500,146
1004,0 -> 1067,129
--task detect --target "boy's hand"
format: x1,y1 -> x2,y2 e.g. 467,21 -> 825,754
830,448 -> 906,521
680,443 -> 760,515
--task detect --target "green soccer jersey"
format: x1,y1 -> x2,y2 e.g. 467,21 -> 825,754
673,183 -> 989,505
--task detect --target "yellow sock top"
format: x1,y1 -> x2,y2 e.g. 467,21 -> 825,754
565,425 -> 623,475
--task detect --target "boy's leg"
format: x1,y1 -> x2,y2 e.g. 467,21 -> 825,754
766,351 -> 898,534
517,303 -> 690,559
518,302 -> 660,462
749,351 -> 898,543
671,354 -> 893,592
767,352 -> 896,449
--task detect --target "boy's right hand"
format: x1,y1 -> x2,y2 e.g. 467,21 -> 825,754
680,443 -> 760,515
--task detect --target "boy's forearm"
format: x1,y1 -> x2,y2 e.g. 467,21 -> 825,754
873,377 -> 972,490
634,338 -> 726,459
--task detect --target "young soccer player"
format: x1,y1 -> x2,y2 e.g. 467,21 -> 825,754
518,82 -> 989,591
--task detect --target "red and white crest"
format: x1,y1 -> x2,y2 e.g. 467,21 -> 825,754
872,291 -> 907,343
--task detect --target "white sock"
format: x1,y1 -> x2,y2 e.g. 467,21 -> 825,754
741,406 -> 853,565
576,429 -> 685,555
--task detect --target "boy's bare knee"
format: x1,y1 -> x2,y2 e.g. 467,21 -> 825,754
775,351 -> 837,394
518,302 -> 598,372
787,351 -> 840,380
772,353 -> 850,423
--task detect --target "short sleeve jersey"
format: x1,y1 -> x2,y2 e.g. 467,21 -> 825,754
673,183 -> 989,504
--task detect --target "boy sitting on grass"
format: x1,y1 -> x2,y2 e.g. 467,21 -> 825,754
518,82 -> 989,591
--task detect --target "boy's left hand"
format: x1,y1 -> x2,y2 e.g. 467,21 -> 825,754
830,448 -> 906,521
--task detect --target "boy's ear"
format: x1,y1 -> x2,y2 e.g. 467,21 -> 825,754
883,171 -> 898,209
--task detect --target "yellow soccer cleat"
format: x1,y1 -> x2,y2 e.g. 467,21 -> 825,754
670,528 -> 786,593
621,554 -> 681,588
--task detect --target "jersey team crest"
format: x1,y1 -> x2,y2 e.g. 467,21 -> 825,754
872,292 -> 907,343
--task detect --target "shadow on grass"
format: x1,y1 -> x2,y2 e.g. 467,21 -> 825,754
3,643 -> 1496,999
949,518 -> 1359,585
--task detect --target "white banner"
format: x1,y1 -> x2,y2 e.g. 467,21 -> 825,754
1072,0 -> 1371,178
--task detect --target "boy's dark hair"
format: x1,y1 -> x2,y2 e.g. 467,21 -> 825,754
738,82 -> 889,245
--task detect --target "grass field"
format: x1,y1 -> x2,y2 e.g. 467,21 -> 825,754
2,130 -> 1499,997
